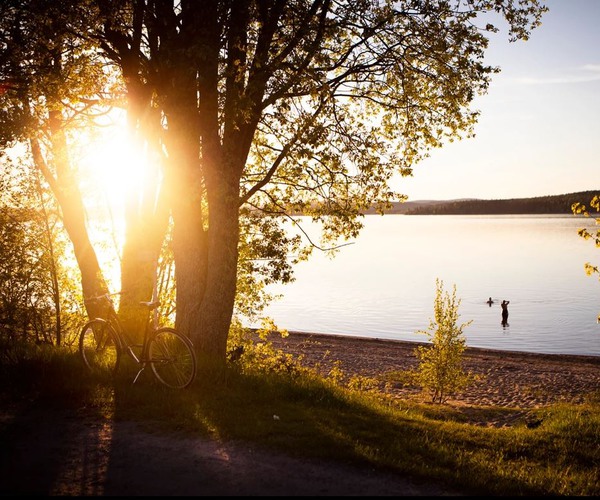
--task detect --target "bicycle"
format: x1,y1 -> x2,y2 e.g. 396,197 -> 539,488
79,292 -> 197,389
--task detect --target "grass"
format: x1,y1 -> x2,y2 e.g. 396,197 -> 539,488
1,339 -> 599,496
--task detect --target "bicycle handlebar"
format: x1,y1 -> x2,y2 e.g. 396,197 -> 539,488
84,292 -> 160,309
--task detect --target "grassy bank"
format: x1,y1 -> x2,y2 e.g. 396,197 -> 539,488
1,341 -> 599,496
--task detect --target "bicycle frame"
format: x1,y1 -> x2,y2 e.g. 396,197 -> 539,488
85,295 -> 157,381
122,301 -> 162,384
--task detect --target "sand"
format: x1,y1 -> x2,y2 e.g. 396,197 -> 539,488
268,331 -> 600,410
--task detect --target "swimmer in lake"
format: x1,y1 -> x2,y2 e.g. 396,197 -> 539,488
486,297 -> 494,307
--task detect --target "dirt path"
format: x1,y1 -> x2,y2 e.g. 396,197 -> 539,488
0,401 -> 463,496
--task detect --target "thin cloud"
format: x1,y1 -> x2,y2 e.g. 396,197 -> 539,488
582,64 -> 600,72
510,65 -> 600,85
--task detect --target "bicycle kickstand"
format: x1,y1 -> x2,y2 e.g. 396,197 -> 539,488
132,365 -> 146,385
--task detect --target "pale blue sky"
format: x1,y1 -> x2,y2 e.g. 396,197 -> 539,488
394,0 -> 600,201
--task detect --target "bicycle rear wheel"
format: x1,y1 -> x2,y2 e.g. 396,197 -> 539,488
79,319 -> 121,376
148,328 -> 197,389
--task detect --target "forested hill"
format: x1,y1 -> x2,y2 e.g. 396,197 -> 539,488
374,191 -> 599,215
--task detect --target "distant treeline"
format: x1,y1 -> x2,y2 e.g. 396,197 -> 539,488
370,190 -> 599,215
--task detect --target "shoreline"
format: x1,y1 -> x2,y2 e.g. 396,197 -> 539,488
284,330 -> 600,363
266,330 -> 600,414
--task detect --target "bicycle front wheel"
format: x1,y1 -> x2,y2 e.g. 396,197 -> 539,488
148,328 -> 197,389
79,319 -> 121,376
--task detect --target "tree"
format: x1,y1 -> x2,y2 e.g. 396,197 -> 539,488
0,0 -> 114,322
0,157 -> 79,345
3,1 -> 548,362
89,0 -> 546,361
415,279 -> 472,404
572,194 -> 600,321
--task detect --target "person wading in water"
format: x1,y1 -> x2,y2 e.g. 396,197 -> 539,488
501,300 -> 510,327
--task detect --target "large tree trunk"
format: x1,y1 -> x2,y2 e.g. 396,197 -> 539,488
168,163 -> 208,350
30,131 -> 109,321
198,172 -> 241,359
192,0 -> 240,360
163,88 -> 209,355
167,145 -> 241,361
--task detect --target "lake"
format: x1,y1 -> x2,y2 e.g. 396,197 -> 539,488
250,214 -> 600,356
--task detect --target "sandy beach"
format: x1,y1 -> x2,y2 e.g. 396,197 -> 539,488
267,330 -> 600,413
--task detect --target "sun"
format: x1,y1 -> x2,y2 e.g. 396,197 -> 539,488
81,124 -> 147,214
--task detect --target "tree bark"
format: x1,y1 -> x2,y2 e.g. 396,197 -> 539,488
199,172 -> 241,358
164,111 -> 209,354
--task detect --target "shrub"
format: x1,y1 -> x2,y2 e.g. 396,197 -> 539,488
571,195 -> 600,321
415,279 -> 472,403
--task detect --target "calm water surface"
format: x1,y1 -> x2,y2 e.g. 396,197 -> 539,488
252,215 -> 600,356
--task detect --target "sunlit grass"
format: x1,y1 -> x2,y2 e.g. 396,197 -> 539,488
1,340 -> 598,496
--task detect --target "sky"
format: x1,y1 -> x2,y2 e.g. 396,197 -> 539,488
393,0 -> 600,202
